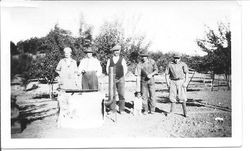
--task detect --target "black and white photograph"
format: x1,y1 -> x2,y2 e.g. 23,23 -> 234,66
1,0 -> 244,149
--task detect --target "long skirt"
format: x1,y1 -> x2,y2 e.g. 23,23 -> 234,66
82,71 -> 98,90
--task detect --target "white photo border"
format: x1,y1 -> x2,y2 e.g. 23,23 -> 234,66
1,0 -> 242,149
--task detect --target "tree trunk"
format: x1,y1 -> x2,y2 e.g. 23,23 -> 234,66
48,80 -> 54,99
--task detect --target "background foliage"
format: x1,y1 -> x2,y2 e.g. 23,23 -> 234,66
11,19 -> 231,90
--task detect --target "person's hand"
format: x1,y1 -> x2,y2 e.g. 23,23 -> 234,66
182,82 -> 188,88
147,73 -> 152,79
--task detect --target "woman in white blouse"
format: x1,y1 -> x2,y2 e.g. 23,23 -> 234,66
78,48 -> 102,90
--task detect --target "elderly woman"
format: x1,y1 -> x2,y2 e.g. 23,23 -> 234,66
55,47 -> 78,128
56,47 -> 78,90
78,48 -> 102,90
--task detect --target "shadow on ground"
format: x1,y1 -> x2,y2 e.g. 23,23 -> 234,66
157,97 -> 205,107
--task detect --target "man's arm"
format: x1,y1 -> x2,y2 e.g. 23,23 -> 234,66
165,64 -> 170,88
165,74 -> 170,88
122,58 -> 128,76
182,72 -> 189,88
182,63 -> 189,88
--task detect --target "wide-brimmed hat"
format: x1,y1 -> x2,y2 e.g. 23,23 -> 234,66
111,44 -> 121,51
139,52 -> 149,57
173,52 -> 181,58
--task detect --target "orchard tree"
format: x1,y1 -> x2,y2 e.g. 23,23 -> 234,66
197,22 -> 231,90
30,24 -> 73,98
30,50 -> 61,98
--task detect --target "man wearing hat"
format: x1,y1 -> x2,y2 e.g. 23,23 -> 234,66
135,52 -> 158,114
165,52 -> 189,117
78,48 -> 102,90
106,44 -> 128,115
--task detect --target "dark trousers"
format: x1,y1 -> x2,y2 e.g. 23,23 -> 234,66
110,77 -> 125,112
82,71 -> 98,90
141,79 -> 156,112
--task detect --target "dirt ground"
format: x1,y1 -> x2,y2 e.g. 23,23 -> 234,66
11,75 -> 231,138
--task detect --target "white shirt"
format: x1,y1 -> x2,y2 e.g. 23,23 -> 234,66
78,57 -> 102,76
106,55 -> 128,75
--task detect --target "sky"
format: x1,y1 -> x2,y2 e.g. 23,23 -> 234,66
2,1 -> 239,56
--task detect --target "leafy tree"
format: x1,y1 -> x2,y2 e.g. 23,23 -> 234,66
31,25 -> 74,98
197,22 -> 231,89
29,50 -> 61,98
10,41 -> 18,55
11,22 -> 94,97
183,55 -> 205,73
15,54 -> 33,86
16,38 -> 42,55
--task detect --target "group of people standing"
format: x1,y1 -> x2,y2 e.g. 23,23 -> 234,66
55,44 -> 189,118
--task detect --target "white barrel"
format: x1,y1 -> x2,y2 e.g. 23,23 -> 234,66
60,91 -> 104,129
